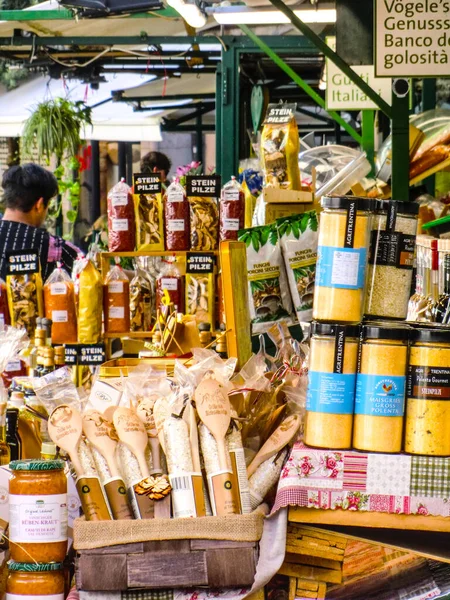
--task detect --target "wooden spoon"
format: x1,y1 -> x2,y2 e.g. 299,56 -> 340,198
188,401 -> 201,473
82,409 -> 121,478
247,414 -> 301,478
153,397 -> 171,455
113,406 -> 150,479
195,377 -> 231,472
48,404 -> 84,477
136,396 -> 162,474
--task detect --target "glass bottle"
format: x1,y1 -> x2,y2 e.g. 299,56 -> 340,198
41,348 -> 55,377
54,346 -> 65,370
0,386 -> 10,465
434,254 -> 450,324
425,239 -> 439,322
6,408 -> 21,461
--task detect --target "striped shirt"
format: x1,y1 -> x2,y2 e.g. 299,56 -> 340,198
0,220 -> 80,281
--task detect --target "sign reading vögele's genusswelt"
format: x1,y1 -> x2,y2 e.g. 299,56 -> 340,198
376,0 -> 450,77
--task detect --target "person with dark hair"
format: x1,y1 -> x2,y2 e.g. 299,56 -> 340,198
140,151 -> 172,185
0,163 -> 80,280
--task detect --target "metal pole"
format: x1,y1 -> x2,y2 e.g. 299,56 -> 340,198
196,113 -> 204,165
264,0 -> 392,118
239,25 -> 362,145
362,110 -> 375,173
90,140 -> 101,225
118,142 -> 127,181
126,143 -> 134,186
391,93 -> 410,202
422,79 -> 437,195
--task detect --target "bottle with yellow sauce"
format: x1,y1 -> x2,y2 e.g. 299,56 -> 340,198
405,327 -> 450,456
305,322 -> 359,449
8,392 -> 41,459
313,196 -> 374,323
353,324 -> 410,453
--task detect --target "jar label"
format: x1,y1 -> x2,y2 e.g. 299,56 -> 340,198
167,219 -> 186,232
369,231 -> 415,270
9,493 -> 68,543
161,278 -> 178,291
316,246 -> 367,290
7,595 -> 64,600
169,472 -> 204,518
407,365 -> 450,400
222,218 -> 240,231
307,371 -> 356,414
355,374 -> 406,416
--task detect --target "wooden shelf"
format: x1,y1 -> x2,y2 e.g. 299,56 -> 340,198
289,507 -> 450,533
102,250 -> 219,258
103,331 -> 153,339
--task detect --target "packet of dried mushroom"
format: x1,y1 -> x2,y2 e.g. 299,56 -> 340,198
186,175 -> 221,251
6,250 -> 43,339
130,265 -> 153,332
277,212 -> 318,323
261,103 -> 301,191
185,253 -> 215,327
133,173 -> 164,251
238,223 -> 293,333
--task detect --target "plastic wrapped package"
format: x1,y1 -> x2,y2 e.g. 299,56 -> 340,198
261,103 -> 301,191
104,262 -> 130,334
164,180 -> 190,251
77,258 -> 103,344
107,178 -> 135,252
43,265 -> 77,344
186,175 -> 220,251
220,177 -> 245,241
156,260 -> 184,314
0,278 -> 10,327
130,267 -> 153,332
133,173 -> 164,251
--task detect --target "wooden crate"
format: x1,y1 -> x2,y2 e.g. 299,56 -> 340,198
76,538 -> 259,591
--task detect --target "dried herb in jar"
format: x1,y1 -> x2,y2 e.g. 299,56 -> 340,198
186,175 -> 220,251
219,176 -> 245,241
165,180 -> 190,251
133,173 -> 164,251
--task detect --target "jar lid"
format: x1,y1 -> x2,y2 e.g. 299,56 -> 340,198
376,200 -> 420,216
321,196 -> 376,212
311,322 -> 360,338
8,561 -> 63,572
362,323 -> 411,341
10,459 -> 64,471
410,327 -> 450,344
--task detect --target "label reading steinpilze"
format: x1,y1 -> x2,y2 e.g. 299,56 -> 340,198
307,371 -> 356,415
316,246 -> 367,290
9,493 -> 68,543
407,365 -> 450,400
79,344 -> 104,366
133,173 -> 162,194
355,374 -> 406,416
6,250 -> 39,275
186,253 -> 215,274
186,176 -> 221,198
64,345 -> 78,366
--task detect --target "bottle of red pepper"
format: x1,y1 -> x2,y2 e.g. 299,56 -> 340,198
219,176 -> 245,241
164,179 -> 190,251
156,260 -> 185,314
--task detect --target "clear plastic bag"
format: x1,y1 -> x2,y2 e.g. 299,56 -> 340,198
107,178 -> 135,252
43,264 -> 77,344
104,262 -> 130,334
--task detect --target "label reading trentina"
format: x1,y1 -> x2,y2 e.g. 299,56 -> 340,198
407,365 -> 450,400
186,176 -> 221,198
6,251 -> 39,275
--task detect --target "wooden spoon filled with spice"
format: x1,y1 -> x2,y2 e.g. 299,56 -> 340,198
48,404 -> 84,476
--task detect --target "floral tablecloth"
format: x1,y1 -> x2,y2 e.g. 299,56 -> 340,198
272,442 -> 450,517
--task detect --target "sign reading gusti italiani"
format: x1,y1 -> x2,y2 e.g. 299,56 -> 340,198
376,0 -> 450,77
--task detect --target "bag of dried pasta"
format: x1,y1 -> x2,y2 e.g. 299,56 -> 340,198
133,173 -> 164,251
77,257 -> 103,344
261,103 -> 301,191
185,253 -> 215,327
6,250 -> 43,339
130,266 -> 153,332
186,175 -> 221,251
104,260 -> 130,334
43,263 -> 77,344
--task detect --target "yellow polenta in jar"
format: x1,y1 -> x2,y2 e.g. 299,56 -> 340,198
313,197 -> 374,323
305,322 -> 359,449
405,328 -> 450,456
353,324 -> 410,453
6,561 -> 65,599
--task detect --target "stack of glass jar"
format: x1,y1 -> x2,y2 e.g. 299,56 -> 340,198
304,195 -> 441,454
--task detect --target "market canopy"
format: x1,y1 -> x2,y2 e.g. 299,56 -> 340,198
0,73 -> 164,141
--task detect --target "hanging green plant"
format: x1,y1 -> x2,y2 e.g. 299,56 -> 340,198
21,98 -> 92,239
